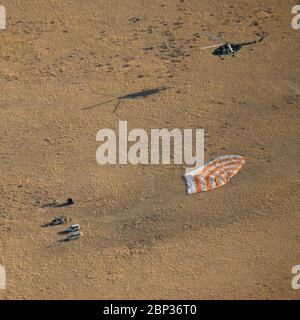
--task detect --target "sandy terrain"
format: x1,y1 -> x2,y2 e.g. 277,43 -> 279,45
0,0 -> 299,299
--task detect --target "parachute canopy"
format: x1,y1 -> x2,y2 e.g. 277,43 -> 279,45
185,155 -> 246,194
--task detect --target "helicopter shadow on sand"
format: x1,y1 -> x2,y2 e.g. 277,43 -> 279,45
83,86 -> 171,112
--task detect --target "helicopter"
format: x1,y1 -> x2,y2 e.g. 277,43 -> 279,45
201,32 -> 268,58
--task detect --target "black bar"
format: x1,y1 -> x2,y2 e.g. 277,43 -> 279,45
0,300 -> 298,319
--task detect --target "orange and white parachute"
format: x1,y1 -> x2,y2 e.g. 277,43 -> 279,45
184,155 -> 246,194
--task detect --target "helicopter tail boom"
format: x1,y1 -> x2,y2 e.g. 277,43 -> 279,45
239,33 -> 268,47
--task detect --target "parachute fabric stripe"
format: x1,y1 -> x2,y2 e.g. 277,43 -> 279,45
184,155 -> 246,194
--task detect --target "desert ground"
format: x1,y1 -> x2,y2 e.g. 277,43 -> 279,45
0,0 -> 299,299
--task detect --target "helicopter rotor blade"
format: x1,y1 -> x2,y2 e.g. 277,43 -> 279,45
201,43 -> 225,50
204,31 -> 227,43
227,43 -> 234,53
